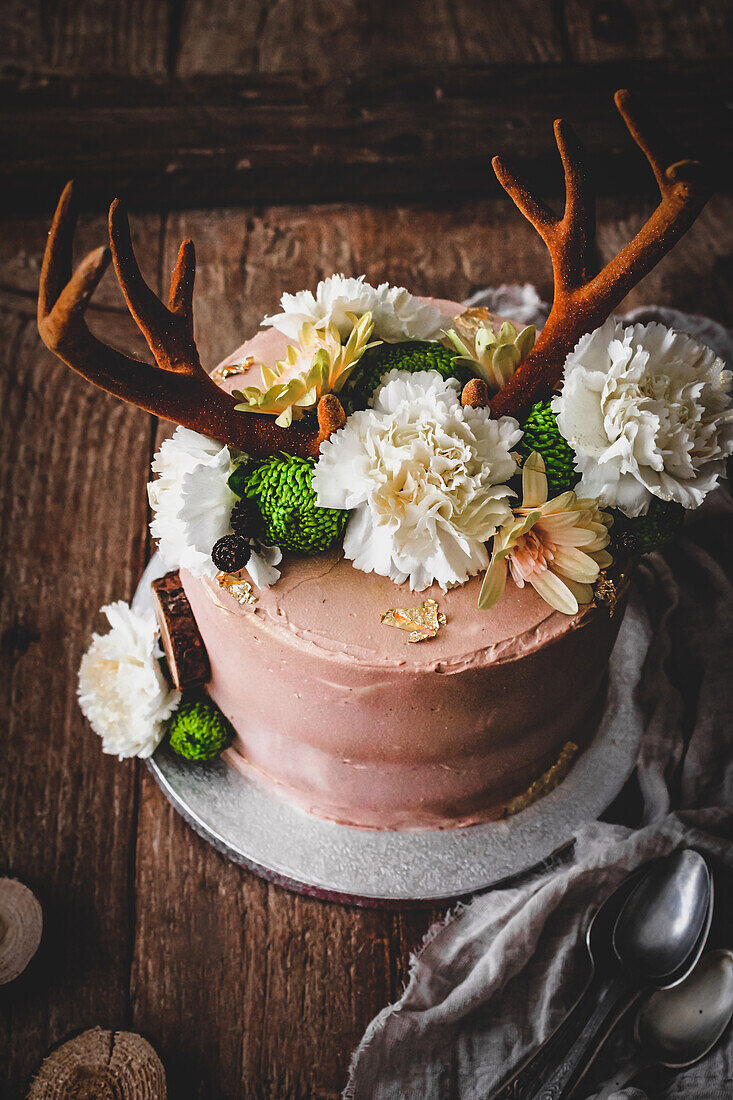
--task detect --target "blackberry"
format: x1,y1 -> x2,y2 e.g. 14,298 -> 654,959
211,533 -> 251,573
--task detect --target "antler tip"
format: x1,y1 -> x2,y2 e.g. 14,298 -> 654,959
614,89 -> 632,118
491,155 -> 510,185
108,197 -> 131,235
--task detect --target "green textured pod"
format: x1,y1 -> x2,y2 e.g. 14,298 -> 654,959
611,498 -> 685,553
168,696 -> 235,761
342,340 -> 473,412
517,399 -> 579,496
229,455 -> 347,555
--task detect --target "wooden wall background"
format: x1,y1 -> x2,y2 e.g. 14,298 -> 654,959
1,1 -> 732,1097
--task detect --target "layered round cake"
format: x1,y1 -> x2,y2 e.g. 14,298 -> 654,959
182,558 -> 627,829
176,307 -> 630,829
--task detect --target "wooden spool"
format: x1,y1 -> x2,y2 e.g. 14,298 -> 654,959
0,878 -> 42,984
151,570 -> 210,691
28,1027 -> 166,1099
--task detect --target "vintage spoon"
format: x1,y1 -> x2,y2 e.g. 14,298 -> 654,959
488,859 -> 656,1100
529,848 -> 713,1100
593,949 -> 733,1100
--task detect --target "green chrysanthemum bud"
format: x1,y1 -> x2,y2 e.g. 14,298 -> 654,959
611,498 -> 685,554
168,696 -> 235,761
517,399 -> 579,496
229,455 -> 347,555
342,340 -> 472,412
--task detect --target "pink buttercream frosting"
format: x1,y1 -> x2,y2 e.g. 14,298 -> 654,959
175,297 -> 629,830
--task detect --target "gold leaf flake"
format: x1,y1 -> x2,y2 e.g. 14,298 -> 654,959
211,356 -> 256,382
502,742 -> 578,818
594,573 -> 618,612
217,572 -> 257,606
380,598 -> 446,643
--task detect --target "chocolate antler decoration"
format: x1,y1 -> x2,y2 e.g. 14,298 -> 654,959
490,89 -> 712,420
38,182 -> 336,457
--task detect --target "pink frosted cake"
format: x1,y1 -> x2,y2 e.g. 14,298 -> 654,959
177,309 -> 630,829
39,92 -> 729,832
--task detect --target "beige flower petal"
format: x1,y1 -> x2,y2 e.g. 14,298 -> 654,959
522,451 -> 548,509
551,546 -> 601,583
530,570 -> 579,615
561,578 -> 595,605
478,558 -> 508,610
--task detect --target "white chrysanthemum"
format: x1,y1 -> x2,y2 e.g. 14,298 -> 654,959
553,318 -> 733,516
313,370 -> 522,591
148,427 -> 282,587
262,274 -> 446,343
78,601 -> 180,759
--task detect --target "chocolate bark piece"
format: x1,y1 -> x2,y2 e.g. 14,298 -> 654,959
151,570 -> 210,689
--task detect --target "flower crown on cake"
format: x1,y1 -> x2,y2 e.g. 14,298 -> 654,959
39,91 -> 731,760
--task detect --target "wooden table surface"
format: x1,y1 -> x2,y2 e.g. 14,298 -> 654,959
2,3 -> 732,1097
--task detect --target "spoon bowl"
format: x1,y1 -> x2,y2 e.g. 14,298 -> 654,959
613,849 -> 713,985
593,950 -> 733,1100
636,948 -> 733,1068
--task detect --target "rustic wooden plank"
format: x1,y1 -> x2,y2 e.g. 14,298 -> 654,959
0,216 -> 161,1098
600,194 -> 733,323
0,213 -> 154,312
565,0 -> 732,62
2,62 -> 729,215
0,0 -> 170,78
131,771 -> 432,1100
174,0 -> 564,79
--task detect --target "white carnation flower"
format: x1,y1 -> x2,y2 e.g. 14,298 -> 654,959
553,318 -> 733,516
313,370 -> 522,591
262,274 -> 446,343
78,601 -> 180,759
148,427 -> 281,588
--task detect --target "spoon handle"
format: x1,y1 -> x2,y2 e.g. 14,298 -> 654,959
488,980 -> 598,1100
528,975 -> 640,1100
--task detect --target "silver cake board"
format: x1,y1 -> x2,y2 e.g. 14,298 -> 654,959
138,555 -> 648,908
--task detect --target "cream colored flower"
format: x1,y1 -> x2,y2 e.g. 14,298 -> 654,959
262,274 -> 446,342
233,313 -> 377,427
552,317 -> 733,516
314,370 -> 521,591
148,427 -> 282,587
478,452 -> 613,615
446,318 -> 536,392
78,601 -> 180,759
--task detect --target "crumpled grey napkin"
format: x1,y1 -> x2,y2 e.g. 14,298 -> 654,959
344,298 -> 733,1100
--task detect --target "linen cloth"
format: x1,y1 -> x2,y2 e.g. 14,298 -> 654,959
345,297 -> 733,1100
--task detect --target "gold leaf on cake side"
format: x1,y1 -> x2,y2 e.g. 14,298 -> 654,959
502,741 -> 579,818
380,598 -> 446,643
593,572 -> 618,612
217,572 -> 257,606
